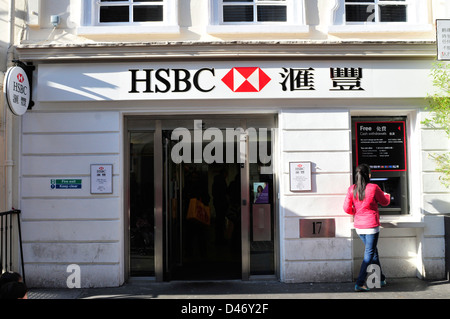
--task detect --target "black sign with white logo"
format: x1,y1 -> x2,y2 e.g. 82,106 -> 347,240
355,121 -> 407,171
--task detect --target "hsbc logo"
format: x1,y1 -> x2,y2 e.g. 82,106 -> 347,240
128,66 -> 273,94
222,67 -> 271,92
17,73 -> 25,83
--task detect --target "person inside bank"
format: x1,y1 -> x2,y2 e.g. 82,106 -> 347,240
343,164 -> 390,292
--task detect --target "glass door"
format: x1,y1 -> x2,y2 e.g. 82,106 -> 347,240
248,127 -> 275,276
163,128 -> 242,280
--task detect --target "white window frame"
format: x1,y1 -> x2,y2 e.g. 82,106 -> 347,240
344,0 -> 408,24
329,0 -> 431,33
78,0 -> 180,36
207,0 -> 309,35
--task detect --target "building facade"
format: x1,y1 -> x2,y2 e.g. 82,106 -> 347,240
4,0 -> 450,287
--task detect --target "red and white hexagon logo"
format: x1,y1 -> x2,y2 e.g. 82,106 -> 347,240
17,73 -> 24,83
221,67 -> 271,92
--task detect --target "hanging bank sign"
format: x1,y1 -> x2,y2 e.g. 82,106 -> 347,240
37,60 -> 433,102
4,66 -> 31,115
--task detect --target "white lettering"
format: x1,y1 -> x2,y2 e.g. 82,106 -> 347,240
170,120 -> 272,173
181,303 -> 216,317
366,264 -> 381,288
66,264 -> 81,288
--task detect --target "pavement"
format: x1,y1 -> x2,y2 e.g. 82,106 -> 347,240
28,277 -> 450,300
24,278 -> 450,316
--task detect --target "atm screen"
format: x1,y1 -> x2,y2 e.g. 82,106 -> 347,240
370,177 -> 401,209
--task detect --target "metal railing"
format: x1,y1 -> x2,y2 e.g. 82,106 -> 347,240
0,209 -> 25,283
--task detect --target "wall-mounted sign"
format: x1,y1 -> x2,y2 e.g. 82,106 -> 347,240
90,164 -> 113,194
37,60 -> 433,102
355,121 -> 407,172
300,219 -> 336,238
289,162 -> 312,192
437,19 -> 450,61
51,179 -> 82,189
3,66 -> 30,116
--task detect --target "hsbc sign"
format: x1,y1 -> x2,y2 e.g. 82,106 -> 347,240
4,66 -> 31,116
128,66 -> 272,94
37,61 -> 433,102
128,68 -> 216,93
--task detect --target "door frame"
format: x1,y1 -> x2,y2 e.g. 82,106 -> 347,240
124,115 -> 278,282
239,120 -> 251,280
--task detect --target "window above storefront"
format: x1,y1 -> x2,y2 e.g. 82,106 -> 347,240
98,0 -> 164,23
77,0 -> 180,36
222,0 -> 287,23
329,0 -> 432,34
345,0 -> 407,23
207,0 -> 309,35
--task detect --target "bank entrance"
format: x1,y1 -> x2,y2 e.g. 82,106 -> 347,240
126,116 -> 277,281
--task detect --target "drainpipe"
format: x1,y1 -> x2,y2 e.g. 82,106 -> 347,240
5,0 -> 16,212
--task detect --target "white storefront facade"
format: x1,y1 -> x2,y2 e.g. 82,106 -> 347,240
5,1 -> 449,287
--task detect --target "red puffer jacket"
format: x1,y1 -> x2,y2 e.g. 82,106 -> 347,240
343,183 -> 390,229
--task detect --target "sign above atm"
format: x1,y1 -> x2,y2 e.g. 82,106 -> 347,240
355,121 -> 407,172
37,60 -> 433,102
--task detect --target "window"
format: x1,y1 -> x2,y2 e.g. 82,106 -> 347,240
207,0 -> 308,35
98,0 -> 163,23
78,0 -> 179,35
345,0 -> 407,23
329,0 -> 431,33
222,0 -> 287,23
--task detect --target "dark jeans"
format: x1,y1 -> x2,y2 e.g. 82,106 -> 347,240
356,232 -> 386,286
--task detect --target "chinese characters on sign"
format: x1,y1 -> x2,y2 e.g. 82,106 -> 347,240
330,67 -> 363,91
355,121 -> 407,171
437,19 -> 450,61
280,67 -> 315,91
4,66 -> 31,116
280,67 -> 364,92
90,164 -> 113,194
289,162 -> 312,192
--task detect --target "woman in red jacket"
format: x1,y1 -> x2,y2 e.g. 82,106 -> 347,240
343,164 -> 390,292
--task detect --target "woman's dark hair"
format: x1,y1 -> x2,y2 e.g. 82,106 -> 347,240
353,164 -> 371,201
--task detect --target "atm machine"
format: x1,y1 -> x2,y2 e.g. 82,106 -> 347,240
352,117 -> 409,215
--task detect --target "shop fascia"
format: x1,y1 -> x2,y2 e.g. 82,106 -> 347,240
126,66 -> 356,94
37,60 -> 432,101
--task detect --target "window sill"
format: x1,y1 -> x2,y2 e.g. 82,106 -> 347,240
77,25 -> 181,36
380,221 -> 425,228
328,24 -> 432,34
207,24 -> 310,35
350,219 -> 425,229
